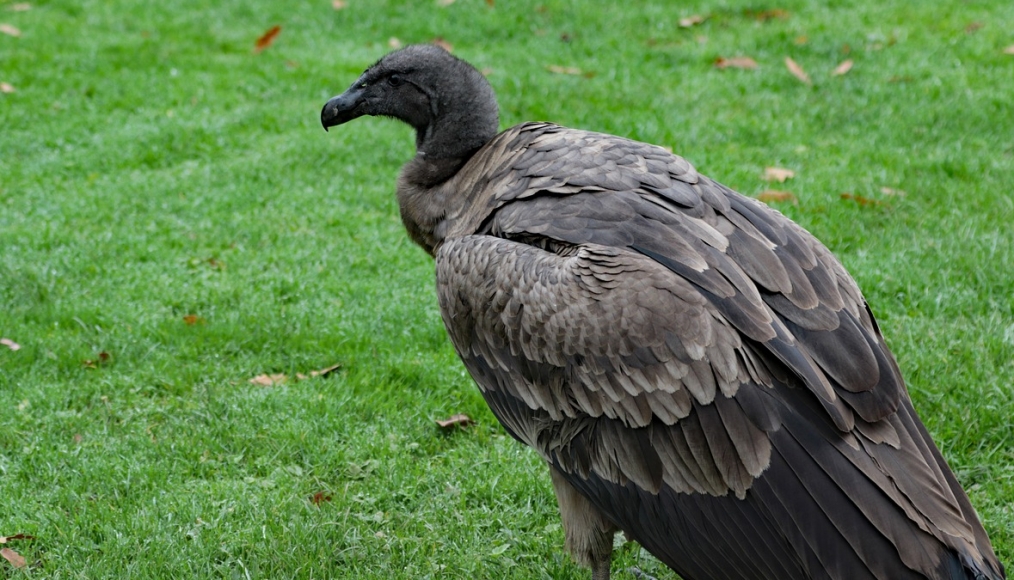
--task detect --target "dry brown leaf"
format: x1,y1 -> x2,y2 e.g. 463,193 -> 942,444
678,15 -> 705,28
182,314 -> 204,325
964,22 -> 983,34
757,190 -> 797,204
1004,45 -> 1014,55
82,352 -> 111,369
0,82 -> 13,94
388,37 -> 402,49
0,534 -> 35,544
1,548 -> 26,569
763,166 -> 795,182
486,0 -> 495,5
754,8 -> 789,21
880,186 -> 907,196
310,491 -> 332,505
254,25 -> 281,53
794,35 -> 808,45
249,373 -> 287,386
785,57 -> 811,85
832,59 -> 854,76
547,64 -> 583,75
436,414 -> 474,429
310,363 -> 342,378
714,56 -> 757,70
9,4 -> 32,11
1,338 -> 20,351
431,37 -> 453,52
841,192 -> 884,207
331,0 -> 346,9
0,23 -> 21,37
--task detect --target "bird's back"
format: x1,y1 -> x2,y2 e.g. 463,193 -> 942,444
432,122 -> 1005,580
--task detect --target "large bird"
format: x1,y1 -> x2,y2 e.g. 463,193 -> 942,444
321,44 -> 1005,580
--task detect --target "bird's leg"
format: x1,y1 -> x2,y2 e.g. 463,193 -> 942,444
548,464 -> 617,580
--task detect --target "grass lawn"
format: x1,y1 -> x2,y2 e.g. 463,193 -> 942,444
2,0 -> 1012,577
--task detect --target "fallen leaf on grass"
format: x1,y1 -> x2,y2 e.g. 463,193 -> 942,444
431,37 -> 453,52
436,414 -> 474,429
0,534 -> 36,544
331,0 -> 346,8
794,35 -> 808,45
752,9 -> 789,21
252,363 -> 341,385
182,314 -> 205,325
310,363 -> 342,377
714,56 -> 757,70
310,491 -> 332,505
486,0 -> 495,5
757,190 -> 797,204
547,64 -> 583,75
249,373 -> 287,386
1004,45 -> 1014,55
678,15 -> 705,28
840,192 -> 885,207
82,352 -> 111,369
254,25 -> 281,53
880,186 -> 907,196
1,338 -> 20,351
785,57 -> 811,85
763,167 -> 795,182
0,23 -> 21,37
0,548 -> 25,569
832,59 -> 854,76
0,82 -> 13,94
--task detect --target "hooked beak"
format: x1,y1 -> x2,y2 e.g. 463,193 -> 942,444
321,85 -> 366,131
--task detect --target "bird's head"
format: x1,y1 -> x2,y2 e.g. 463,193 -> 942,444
321,44 -> 499,158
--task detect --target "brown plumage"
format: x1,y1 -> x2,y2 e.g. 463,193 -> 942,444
321,44 -> 1006,580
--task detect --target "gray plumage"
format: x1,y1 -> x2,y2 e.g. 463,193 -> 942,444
321,44 -> 1006,580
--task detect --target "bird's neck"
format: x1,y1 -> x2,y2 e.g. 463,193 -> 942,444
393,90 -> 496,253
395,156 -> 458,256
412,107 -> 498,182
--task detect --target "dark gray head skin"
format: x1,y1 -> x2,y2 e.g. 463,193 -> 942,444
321,44 -> 500,165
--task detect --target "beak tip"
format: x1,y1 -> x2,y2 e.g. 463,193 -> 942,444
321,88 -> 365,132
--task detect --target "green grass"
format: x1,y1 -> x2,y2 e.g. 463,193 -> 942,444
2,0 -> 1012,577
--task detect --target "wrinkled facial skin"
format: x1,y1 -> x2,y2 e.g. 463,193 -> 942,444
321,64 -> 434,133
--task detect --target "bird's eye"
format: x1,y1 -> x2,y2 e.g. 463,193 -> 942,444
388,74 -> 403,87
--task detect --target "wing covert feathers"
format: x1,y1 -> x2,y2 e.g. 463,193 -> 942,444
428,123 -> 1004,580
